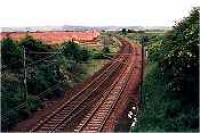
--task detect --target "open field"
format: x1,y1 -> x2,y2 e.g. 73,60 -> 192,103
0,31 -> 100,45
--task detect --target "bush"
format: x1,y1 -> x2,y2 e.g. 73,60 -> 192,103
63,41 -> 90,62
148,43 -> 161,62
92,51 -> 105,59
1,36 -> 60,130
158,8 -> 199,105
103,47 -> 110,53
134,8 -> 199,132
27,96 -> 42,112
27,64 -> 59,95
79,48 -> 90,61
133,63 -> 199,132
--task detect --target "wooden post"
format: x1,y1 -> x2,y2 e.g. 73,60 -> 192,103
23,46 -> 28,103
103,36 -> 106,50
140,39 -> 144,108
141,43 -> 144,85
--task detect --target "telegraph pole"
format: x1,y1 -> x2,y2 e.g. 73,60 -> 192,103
23,46 -> 28,103
103,36 -> 106,50
140,35 -> 148,108
140,37 -> 145,108
141,42 -> 144,86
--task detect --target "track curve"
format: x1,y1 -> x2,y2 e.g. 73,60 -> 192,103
29,37 -> 142,132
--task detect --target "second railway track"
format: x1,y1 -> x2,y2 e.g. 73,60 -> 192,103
74,41 -> 138,132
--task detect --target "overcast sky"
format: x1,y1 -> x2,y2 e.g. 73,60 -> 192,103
0,0 -> 199,27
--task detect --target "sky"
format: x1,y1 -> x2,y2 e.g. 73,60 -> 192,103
0,0 -> 199,27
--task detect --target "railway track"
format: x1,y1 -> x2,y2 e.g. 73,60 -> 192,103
29,38 -> 140,132
74,42 -> 137,132
31,60 -> 124,131
30,41 -> 132,132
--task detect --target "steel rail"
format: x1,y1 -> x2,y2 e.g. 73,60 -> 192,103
99,47 -> 136,132
50,59 -> 125,132
76,42 -> 135,132
76,55 -> 130,132
30,56 -> 125,131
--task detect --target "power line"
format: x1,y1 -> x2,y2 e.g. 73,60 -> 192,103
27,51 -> 60,54
2,57 -> 85,118
2,51 -> 99,118
2,45 -> 65,70
36,60 -> 83,82
25,46 -> 65,67
26,53 -> 60,67
1,43 -> 103,119
1,80 -> 65,119
1,51 -> 58,70
1,60 -> 23,70
2,64 -> 86,120
1,47 -> 66,118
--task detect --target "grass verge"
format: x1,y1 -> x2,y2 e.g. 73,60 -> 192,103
131,62 -> 199,132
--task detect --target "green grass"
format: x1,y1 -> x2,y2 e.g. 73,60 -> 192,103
124,32 -> 165,44
131,62 -> 199,132
81,59 -> 109,79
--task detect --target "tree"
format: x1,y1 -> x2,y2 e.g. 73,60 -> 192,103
140,35 -> 149,46
121,28 -> 127,35
127,29 -> 136,33
20,35 -> 50,52
79,48 -> 90,61
1,38 -> 23,68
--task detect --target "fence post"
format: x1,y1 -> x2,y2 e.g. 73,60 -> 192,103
23,46 -> 28,105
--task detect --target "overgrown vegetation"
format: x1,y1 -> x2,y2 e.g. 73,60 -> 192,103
131,8 -> 199,132
1,35 -> 115,131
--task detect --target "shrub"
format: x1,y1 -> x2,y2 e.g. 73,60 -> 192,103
62,41 -> 90,62
20,35 -> 50,52
148,43 -> 161,62
158,8 -> 199,105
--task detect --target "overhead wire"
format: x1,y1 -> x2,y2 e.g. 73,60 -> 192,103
1,45 -> 89,119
